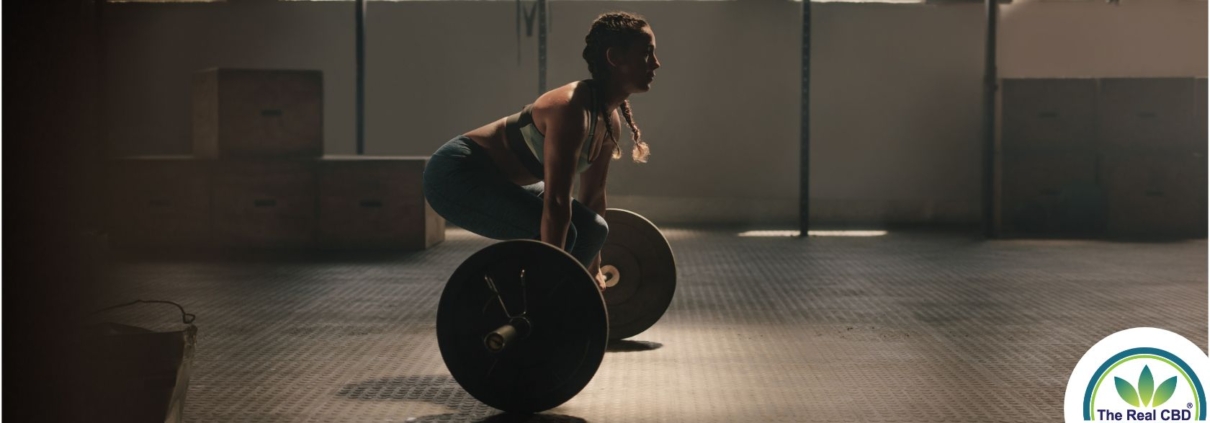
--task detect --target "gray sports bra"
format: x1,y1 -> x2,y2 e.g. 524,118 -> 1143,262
504,83 -> 602,178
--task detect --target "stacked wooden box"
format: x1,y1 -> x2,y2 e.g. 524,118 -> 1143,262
1000,77 -> 1206,238
109,69 -> 444,250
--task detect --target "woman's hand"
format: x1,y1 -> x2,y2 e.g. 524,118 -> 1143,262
589,254 -> 607,291
594,270 -> 608,291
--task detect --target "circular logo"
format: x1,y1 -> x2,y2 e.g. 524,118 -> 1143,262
1065,328 -> 1210,422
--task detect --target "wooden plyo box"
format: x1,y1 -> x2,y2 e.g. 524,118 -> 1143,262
317,156 -> 444,250
1098,78 -> 1198,152
108,156 -> 212,248
1000,151 -> 1102,236
1101,152 -> 1206,238
211,160 -> 318,248
1001,78 -> 1097,153
193,68 -> 323,158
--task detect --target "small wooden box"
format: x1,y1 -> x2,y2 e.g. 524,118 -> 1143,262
193,68 -> 323,158
317,156 -> 444,250
1001,78 -> 1097,153
1101,152 -> 1206,238
1000,152 -> 1103,236
211,160 -> 317,248
1098,78 -> 1198,152
108,156 -> 213,248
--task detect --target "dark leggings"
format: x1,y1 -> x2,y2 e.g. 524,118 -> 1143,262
422,135 -> 608,268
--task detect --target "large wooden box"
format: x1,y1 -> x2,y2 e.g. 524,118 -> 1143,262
108,156 -> 212,248
193,68 -> 323,158
212,160 -> 317,248
1098,78 -> 1198,152
1002,78 -> 1097,153
317,156 -> 444,250
1101,152 -> 1206,238
1000,152 -> 1104,236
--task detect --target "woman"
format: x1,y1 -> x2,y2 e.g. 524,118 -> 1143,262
422,12 -> 660,290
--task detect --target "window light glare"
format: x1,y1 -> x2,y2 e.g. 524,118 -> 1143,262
737,230 -> 888,237
808,230 -> 887,237
738,230 -> 800,237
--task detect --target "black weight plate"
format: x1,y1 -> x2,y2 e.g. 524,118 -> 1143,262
601,209 -> 677,340
437,240 -> 608,414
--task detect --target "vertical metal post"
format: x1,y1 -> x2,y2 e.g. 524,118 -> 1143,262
516,0 -> 522,65
97,0 -> 108,158
356,0 -> 366,155
537,0 -> 547,94
93,0 -> 109,233
799,0 -> 812,238
982,0 -> 999,238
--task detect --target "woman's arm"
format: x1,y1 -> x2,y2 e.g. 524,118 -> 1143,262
578,112 -> 618,275
539,103 -> 591,249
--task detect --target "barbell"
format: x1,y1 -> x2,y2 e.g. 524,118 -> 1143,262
436,208 -> 676,413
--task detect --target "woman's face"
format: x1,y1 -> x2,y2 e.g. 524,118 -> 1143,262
609,26 -> 660,93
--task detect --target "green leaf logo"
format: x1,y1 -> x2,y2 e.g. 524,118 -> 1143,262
1139,366 -> 1154,406
1116,376 -> 1140,407
1153,376 -> 1178,407
1116,365 -> 1180,408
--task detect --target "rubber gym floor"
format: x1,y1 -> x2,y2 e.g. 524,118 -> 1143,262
97,227 -> 1207,423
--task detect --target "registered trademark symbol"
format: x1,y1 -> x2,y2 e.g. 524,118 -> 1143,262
1190,402 -> 1195,409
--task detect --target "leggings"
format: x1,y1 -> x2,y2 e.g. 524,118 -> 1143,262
422,135 -> 608,268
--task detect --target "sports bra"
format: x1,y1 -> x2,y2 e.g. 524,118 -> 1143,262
504,83 -> 601,179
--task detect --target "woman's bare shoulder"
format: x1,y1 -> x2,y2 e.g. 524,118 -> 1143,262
534,81 -> 592,116
533,80 -> 593,135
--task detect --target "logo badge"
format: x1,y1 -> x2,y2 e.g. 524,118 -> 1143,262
1065,328 -> 1210,422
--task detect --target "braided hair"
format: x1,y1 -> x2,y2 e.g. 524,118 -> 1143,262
581,12 -> 651,163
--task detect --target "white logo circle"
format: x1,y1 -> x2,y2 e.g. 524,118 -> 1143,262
1065,327 -> 1210,422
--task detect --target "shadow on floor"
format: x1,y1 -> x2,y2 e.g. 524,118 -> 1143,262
338,375 -> 465,403
109,245 -> 433,264
606,339 -> 663,352
411,412 -> 588,423
338,375 -> 590,422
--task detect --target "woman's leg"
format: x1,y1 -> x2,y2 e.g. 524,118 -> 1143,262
423,136 -> 579,250
520,182 -> 607,268
423,136 -> 608,267
568,201 -> 609,268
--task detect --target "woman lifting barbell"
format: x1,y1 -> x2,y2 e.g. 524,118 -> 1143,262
422,12 -> 660,290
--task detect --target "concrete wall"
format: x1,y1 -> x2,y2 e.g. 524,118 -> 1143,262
101,0 -> 1206,227
1001,0 -> 1208,78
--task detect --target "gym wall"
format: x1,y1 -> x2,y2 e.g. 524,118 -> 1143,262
100,0 -> 1206,227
